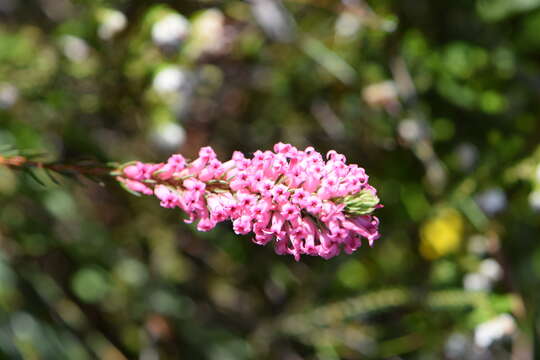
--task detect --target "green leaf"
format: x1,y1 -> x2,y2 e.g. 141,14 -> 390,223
44,168 -> 61,185
23,168 -> 45,186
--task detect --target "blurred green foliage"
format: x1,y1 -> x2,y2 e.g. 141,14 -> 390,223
1,0 -> 540,358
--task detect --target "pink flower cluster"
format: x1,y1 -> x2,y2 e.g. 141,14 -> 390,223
116,143 -> 381,260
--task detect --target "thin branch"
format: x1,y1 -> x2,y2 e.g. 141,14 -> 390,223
0,155 -> 113,183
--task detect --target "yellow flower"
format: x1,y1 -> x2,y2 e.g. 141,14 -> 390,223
420,208 -> 464,260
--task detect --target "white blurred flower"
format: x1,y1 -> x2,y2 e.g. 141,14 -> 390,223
152,66 -> 190,94
151,122 -> 186,150
478,259 -> 502,282
98,9 -> 127,40
474,314 -> 516,348
0,83 -> 18,109
529,190 -> 540,211
152,13 -> 190,47
381,18 -> 398,33
61,35 -> 90,62
445,333 -> 470,359
363,81 -> 399,109
397,118 -> 428,143
250,0 -> 295,42
190,9 -> 226,56
335,12 -> 362,38
11,312 -> 39,340
455,143 -> 478,171
475,188 -> 507,216
463,272 -> 491,291
468,235 -> 488,255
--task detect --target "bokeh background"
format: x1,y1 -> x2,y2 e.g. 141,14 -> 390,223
1,0 -> 540,359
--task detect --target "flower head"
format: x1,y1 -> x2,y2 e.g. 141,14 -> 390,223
116,143 -> 381,260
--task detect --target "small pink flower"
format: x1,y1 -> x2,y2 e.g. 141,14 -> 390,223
291,189 -> 309,207
251,199 -> 272,221
156,154 -> 187,179
257,179 -> 274,198
154,185 -> 179,208
207,194 -> 232,222
305,196 -> 323,214
183,178 -> 205,193
199,159 -> 223,181
123,178 -> 153,195
273,142 -> 292,154
233,215 -> 252,235
123,163 -> 144,180
270,212 -> 285,234
280,203 -> 300,221
199,146 -> 217,161
230,171 -> 249,191
197,216 -> 217,232
271,184 -> 289,203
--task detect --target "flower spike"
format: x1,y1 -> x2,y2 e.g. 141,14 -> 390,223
116,143 -> 381,260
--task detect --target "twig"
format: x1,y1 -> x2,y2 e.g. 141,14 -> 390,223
0,155 -> 113,182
